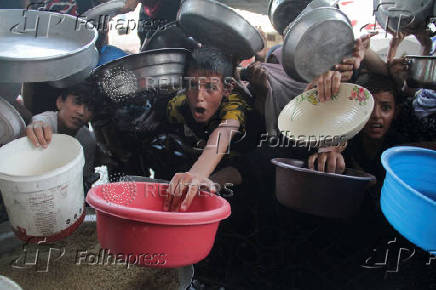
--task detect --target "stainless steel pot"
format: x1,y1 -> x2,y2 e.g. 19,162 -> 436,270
405,55 -> 436,89
373,0 -> 434,33
0,9 -> 98,83
282,7 -> 354,83
177,0 -> 264,60
93,48 -> 189,101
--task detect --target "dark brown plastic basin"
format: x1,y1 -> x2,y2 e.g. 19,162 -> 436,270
271,158 -> 376,218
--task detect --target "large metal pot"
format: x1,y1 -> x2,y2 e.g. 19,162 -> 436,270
268,0 -> 338,35
282,7 -> 354,83
0,9 -> 98,83
177,0 -> 264,60
48,48 -> 99,88
271,158 -> 376,218
93,48 -> 189,101
373,0 -> 434,33
404,55 -> 436,89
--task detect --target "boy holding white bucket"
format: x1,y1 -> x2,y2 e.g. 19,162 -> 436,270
25,81 -> 99,191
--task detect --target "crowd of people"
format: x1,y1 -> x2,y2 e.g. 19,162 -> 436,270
0,0 -> 435,288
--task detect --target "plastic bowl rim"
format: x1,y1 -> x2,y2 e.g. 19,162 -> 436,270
86,182 -> 231,226
381,146 -> 436,207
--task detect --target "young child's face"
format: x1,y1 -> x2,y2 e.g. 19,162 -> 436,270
363,90 -> 396,140
186,70 -> 227,123
57,94 -> 92,130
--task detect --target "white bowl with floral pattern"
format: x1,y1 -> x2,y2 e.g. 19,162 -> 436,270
278,83 -> 374,148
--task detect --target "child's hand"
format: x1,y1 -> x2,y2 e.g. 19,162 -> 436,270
25,121 -> 53,149
163,172 -> 216,212
305,71 -> 341,102
308,150 -> 346,174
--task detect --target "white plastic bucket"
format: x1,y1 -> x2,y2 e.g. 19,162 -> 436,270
0,134 -> 85,239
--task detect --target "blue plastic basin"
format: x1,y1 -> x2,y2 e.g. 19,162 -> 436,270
381,146 -> 436,252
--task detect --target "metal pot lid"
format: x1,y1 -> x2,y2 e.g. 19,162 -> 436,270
373,0 -> 434,32
141,22 -> 200,52
93,48 -> 189,101
0,9 -> 98,83
282,7 -> 354,83
0,97 -> 26,146
177,0 -> 264,60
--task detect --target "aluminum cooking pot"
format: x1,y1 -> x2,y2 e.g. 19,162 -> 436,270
271,158 -> 376,218
282,7 -> 354,83
404,55 -> 436,90
373,0 -> 434,33
268,0 -> 338,35
93,48 -> 189,102
177,0 -> 264,60
0,9 -> 98,83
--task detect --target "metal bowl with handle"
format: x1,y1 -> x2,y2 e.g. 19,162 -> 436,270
404,55 -> 436,90
0,9 -> 98,83
282,7 -> 354,83
373,0 -> 434,33
177,0 -> 264,60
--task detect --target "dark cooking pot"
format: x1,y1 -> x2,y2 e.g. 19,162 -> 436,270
141,22 -> 199,52
405,55 -> 436,90
271,158 -> 376,218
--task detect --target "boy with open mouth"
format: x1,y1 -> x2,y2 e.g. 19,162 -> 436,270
163,47 -> 252,212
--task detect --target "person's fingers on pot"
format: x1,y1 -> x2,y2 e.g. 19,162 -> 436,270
317,152 -> 328,172
317,75 -> 325,101
34,126 -> 47,148
180,182 -> 199,212
43,126 -> 52,145
332,71 -> 341,96
164,173 -> 183,211
323,73 -> 332,101
26,126 -> 39,147
327,152 -> 337,173
308,153 -> 318,170
335,63 -> 354,72
304,81 -> 315,92
170,178 -> 188,212
336,154 -> 346,174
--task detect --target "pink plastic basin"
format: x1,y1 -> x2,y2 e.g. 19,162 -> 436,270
86,182 -> 231,268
